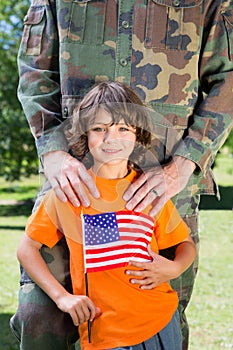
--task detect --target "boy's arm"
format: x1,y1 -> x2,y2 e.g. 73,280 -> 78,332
170,236 -> 197,278
17,234 -> 100,324
125,235 -> 196,290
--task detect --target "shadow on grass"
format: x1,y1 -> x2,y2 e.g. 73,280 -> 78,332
0,185 -> 38,195
200,186 -> 233,210
0,314 -> 19,350
0,199 -> 34,217
0,226 -> 26,230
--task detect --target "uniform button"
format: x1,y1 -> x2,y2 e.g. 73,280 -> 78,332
120,58 -> 128,67
63,107 -> 68,118
174,116 -> 177,125
122,20 -> 129,29
145,37 -> 151,45
172,0 -> 180,6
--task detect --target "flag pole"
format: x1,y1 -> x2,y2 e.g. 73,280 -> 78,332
82,210 -> 91,343
85,272 -> 91,343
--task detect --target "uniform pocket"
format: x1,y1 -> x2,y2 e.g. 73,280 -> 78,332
22,6 -> 45,55
68,0 -> 107,44
222,9 -> 233,61
147,110 -> 190,166
145,0 -> 203,52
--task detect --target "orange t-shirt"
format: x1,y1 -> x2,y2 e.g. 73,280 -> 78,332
26,169 -> 189,350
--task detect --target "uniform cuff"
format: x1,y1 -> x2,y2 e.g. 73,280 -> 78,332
174,137 -> 213,175
36,128 -> 69,158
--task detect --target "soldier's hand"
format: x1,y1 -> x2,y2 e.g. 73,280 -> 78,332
43,151 -> 100,207
123,156 -> 196,216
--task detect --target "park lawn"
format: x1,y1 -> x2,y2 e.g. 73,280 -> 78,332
1,211 -> 232,350
187,210 -> 233,349
0,175 -> 40,202
0,222 -> 26,350
213,151 -> 232,186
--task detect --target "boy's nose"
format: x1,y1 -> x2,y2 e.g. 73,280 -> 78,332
103,127 -> 118,141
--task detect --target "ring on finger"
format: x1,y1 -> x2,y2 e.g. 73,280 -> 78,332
151,189 -> 159,197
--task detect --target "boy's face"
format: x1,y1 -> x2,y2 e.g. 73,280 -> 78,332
87,108 -> 136,176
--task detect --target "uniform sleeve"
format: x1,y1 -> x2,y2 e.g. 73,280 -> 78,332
175,1 -> 233,173
26,191 -> 63,248
17,0 -> 68,158
154,200 -> 189,250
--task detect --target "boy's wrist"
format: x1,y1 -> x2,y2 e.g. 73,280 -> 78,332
47,285 -> 70,306
171,261 -> 183,280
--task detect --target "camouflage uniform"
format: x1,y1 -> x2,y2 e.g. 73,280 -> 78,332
10,0 -> 233,349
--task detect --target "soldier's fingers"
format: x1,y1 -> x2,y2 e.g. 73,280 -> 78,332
123,172 -> 149,202
149,196 -> 167,217
124,171 -> 165,211
56,175 -> 81,207
78,166 -> 100,199
49,178 -> 69,203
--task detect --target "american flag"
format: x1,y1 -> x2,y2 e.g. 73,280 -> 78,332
83,211 -> 154,272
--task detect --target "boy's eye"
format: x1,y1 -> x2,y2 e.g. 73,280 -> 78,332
90,124 -> 135,133
119,127 -> 130,132
119,126 -> 136,133
92,127 -> 106,132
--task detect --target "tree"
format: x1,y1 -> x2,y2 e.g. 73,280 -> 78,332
0,0 -> 38,181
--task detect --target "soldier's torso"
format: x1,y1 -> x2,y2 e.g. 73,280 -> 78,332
55,0 -> 205,173
57,1 -> 203,113
23,0 -> 224,198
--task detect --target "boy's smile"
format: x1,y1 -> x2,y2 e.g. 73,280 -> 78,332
87,109 -> 136,179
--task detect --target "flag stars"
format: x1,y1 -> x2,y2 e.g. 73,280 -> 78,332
84,213 -> 120,246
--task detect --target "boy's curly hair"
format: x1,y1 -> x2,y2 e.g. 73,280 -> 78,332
65,81 -> 152,170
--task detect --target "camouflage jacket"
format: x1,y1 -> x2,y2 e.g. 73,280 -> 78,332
18,0 -> 233,195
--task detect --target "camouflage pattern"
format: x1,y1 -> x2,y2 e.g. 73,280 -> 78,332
10,245 -> 79,350
13,0 -> 233,349
18,0 -> 233,182
171,194 -> 200,349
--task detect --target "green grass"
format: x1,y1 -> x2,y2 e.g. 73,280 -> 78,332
0,225 -> 26,350
213,151 -> 233,186
0,152 -> 232,349
187,211 -> 233,349
0,174 -> 41,202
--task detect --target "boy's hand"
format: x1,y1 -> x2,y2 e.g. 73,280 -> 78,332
125,245 -> 178,290
56,293 -> 101,326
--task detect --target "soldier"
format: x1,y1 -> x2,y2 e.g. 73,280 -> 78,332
10,1 -> 233,350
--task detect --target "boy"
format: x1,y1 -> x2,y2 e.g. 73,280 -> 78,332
17,82 -> 196,350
